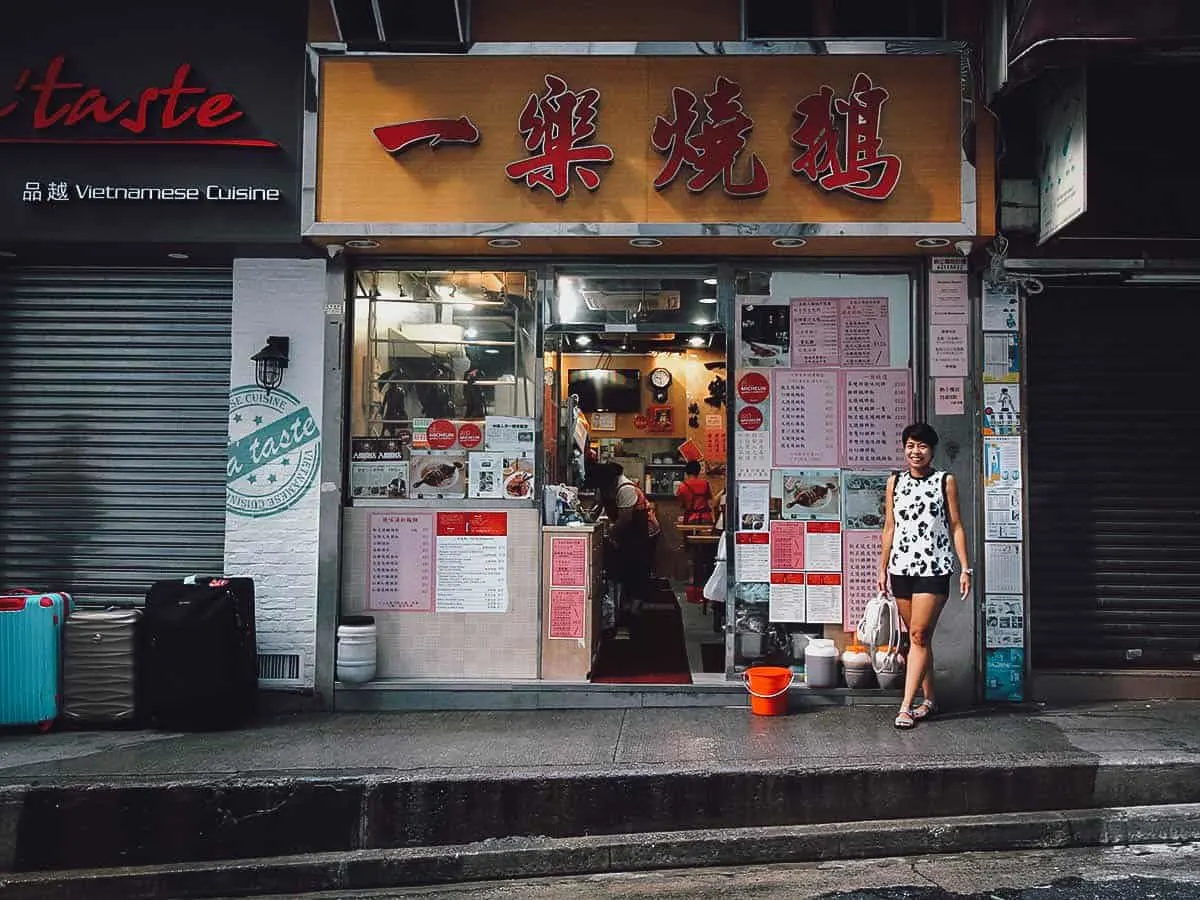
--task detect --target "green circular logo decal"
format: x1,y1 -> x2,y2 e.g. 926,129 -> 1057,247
226,386 -> 321,518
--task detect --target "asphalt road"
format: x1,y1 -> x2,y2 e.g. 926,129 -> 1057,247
220,843 -> 1200,899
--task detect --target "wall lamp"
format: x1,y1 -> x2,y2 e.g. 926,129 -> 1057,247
251,336 -> 290,393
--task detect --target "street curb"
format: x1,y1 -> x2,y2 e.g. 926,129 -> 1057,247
4,756 -> 1200,872
2,804 -> 1199,900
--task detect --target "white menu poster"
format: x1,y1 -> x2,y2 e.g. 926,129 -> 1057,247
435,511 -> 509,612
985,595 -> 1025,648
790,297 -> 840,367
735,370 -> 772,480
769,574 -> 806,623
368,512 -> 435,612
468,452 -> 505,499
843,369 -> 911,468
985,541 -> 1024,594
843,530 -> 883,633
930,324 -> 969,376
484,416 -> 536,453
839,297 -> 890,367
773,368 -> 840,467
985,485 -> 1024,541
930,272 -> 969,325
804,521 -> 843,571
737,481 -> 770,531
735,531 -> 771,583
982,281 -> 1020,332
805,573 -> 843,624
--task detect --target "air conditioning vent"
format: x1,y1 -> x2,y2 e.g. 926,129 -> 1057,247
258,653 -> 303,685
581,285 -> 681,312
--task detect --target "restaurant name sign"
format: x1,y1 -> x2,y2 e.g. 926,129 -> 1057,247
374,71 -> 900,201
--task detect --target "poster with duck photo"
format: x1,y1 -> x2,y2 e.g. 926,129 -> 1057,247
770,469 -> 841,521
410,450 -> 467,498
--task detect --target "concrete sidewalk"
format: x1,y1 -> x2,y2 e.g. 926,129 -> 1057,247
1,700 -> 1199,897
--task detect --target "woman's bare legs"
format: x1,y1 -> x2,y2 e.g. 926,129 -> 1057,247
897,594 -> 946,712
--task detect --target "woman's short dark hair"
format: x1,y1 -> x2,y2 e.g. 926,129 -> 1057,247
901,422 -> 939,447
684,460 -> 702,476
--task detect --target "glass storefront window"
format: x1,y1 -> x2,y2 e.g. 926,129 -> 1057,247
348,268 -> 537,500
728,269 -> 915,674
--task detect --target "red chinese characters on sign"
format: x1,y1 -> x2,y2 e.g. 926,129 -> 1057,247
505,74 -> 614,199
651,77 -> 768,197
373,116 -> 480,154
790,72 -> 901,200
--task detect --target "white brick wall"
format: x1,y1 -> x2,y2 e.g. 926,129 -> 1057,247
225,258 -> 327,688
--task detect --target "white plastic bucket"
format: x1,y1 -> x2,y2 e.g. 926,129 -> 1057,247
336,616 -> 377,684
804,638 -> 839,688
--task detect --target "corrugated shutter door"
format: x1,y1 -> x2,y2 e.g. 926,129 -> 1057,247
0,267 -> 232,603
1028,284 -> 1200,670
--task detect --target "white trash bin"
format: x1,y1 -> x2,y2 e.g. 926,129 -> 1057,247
336,615 -> 377,684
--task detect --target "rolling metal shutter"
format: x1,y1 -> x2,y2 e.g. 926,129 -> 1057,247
1028,283 -> 1200,670
0,267 -> 232,604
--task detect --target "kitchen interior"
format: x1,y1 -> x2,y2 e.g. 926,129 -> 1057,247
545,274 -> 728,683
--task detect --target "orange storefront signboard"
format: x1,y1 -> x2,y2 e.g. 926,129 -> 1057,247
314,53 -> 969,233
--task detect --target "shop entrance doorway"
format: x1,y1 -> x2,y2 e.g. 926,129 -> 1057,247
544,271 -> 728,684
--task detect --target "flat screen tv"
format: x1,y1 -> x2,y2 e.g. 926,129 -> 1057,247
567,368 -> 642,413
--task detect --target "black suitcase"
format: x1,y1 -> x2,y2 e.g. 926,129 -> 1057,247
142,576 -> 257,730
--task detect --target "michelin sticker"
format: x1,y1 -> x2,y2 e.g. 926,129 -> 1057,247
226,386 -> 320,517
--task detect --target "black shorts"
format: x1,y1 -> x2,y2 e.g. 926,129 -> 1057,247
890,573 -> 952,599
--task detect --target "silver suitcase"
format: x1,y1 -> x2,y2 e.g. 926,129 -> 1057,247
62,608 -> 141,725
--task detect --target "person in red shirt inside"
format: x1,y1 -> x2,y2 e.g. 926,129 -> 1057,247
675,461 -> 715,525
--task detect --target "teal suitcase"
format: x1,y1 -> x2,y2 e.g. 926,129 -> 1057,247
0,590 -> 71,730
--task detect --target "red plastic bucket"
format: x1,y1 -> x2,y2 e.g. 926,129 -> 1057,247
743,666 -> 793,716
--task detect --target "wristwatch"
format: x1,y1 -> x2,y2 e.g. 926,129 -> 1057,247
963,568 -> 974,575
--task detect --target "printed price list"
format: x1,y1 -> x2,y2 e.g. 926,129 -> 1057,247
773,369 -> 839,467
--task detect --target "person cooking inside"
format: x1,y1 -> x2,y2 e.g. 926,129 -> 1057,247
594,461 -> 660,625
675,460 -> 715,525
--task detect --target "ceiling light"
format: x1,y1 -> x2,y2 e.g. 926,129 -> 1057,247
772,238 -> 807,248
167,251 -> 190,260
629,238 -> 663,248
688,336 -> 706,347
703,277 -> 717,285
915,238 -> 950,248
699,296 -> 717,304
575,335 -> 592,347
345,239 -> 380,249
485,348 -> 500,355
692,317 -> 710,326
488,238 -> 522,248
0,250 -> 17,258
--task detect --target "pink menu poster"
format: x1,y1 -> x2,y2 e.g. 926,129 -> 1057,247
790,298 -> 840,367
548,588 -> 586,639
367,512 -> 435,612
843,530 -> 883,633
839,297 -> 890,367
843,369 -> 911,468
773,369 -> 840,467
769,521 -> 806,571
550,536 -> 588,587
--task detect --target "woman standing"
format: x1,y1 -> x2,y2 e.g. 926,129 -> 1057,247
877,423 -> 972,729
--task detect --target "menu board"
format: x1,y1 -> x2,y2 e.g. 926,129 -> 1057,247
435,511 -> 508,613
548,588 -> 586,640
790,297 -> 840,367
550,536 -> 588,587
843,369 -> 911,468
367,512 -> 434,612
773,369 -> 840,467
769,573 -> 806,622
769,521 -> 806,570
838,297 -> 890,367
804,521 -> 843,572
734,531 -> 771,583
843,530 -> 883,633
805,573 -> 843,624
